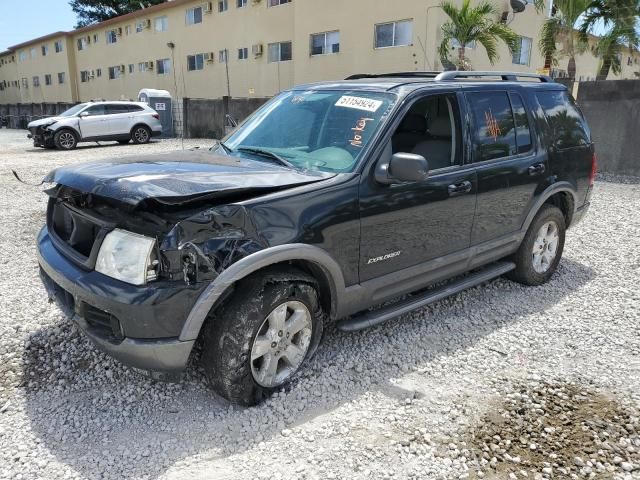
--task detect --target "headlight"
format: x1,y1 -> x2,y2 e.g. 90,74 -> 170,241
95,229 -> 157,285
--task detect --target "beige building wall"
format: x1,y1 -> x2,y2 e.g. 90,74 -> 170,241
1,0 -> 638,106
0,52 -> 19,104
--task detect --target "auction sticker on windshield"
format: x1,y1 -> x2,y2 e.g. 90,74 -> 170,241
335,95 -> 383,113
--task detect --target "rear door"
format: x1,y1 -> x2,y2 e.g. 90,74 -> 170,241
465,88 -> 549,245
78,104 -> 106,139
104,104 -> 132,136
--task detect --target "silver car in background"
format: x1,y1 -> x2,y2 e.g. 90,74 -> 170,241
27,101 -> 163,150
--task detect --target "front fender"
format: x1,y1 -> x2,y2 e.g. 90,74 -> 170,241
178,243 -> 346,341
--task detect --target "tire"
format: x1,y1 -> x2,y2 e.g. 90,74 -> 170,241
53,129 -> 78,150
117,139 -> 130,145
201,268 -> 325,406
131,125 -> 151,144
507,204 -> 566,286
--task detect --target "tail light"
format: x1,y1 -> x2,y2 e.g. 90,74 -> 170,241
152,113 -> 160,120
589,153 -> 597,187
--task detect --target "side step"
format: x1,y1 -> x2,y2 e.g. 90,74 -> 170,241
337,261 -> 515,332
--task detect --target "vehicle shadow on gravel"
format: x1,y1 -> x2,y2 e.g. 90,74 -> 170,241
24,140 -> 162,153
20,257 -> 595,480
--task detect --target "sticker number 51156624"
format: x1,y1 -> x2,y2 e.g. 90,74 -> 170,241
335,95 -> 383,113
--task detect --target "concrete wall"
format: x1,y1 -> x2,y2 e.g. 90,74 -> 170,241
183,96 -> 269,139
0,102 -> 76,129
576,80 -> 640,176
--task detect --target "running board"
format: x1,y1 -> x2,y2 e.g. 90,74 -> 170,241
337,261 -> 515,332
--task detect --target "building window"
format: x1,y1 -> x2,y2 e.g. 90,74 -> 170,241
107,30 -> 118,44
93,33 -> 99,43
268,0 -> 291,6
155,16 -> 168,32
136,20 -> 145,32
186,7 -> 203,25
44,74 -> 52,85
452,38 -> 476,49
238,47 -> 249,60
42,45 -> 49,56
54,40 -> 64,53
58,72 -> 65,84
237,0 -> 247,6
268,41 -> 292,62
219,0 -> 228,12
128,63 -> 135,73
96,68 -> 102,77
77,38 -> 87,51
512,36 -> 532,65
32,76 -> 40,87
108,66 -> 121,79
30,48 -> 37,58
310,31 -> 340,55
125,25 -> 132,35
21,77 -> 28,89
187,53 -> 205,71
157,58 -> 171,75
80,71 -> 90,82
217,49 -> 227,63
18,51 -> 27,62
375,20 -> 413,48
138,62 -> 146,72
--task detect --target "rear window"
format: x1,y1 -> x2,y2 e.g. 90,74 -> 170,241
536,90 -> 590,149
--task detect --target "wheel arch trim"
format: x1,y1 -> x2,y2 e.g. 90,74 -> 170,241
179,244 -> 346,341
523,182 -> 578,233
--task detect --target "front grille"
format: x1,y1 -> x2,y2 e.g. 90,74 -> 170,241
47,198 -> 112,269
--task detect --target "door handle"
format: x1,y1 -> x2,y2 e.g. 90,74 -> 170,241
448,180 -> 472,196
528,163 -> 546,176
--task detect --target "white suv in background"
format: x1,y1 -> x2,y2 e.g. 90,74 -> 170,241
27,101 -> 163,150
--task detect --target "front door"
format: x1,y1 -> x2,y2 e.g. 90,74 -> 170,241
465,89 -> 550,245
359,92 -> 477,283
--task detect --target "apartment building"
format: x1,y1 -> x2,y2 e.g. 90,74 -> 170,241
0,0 -> 638,106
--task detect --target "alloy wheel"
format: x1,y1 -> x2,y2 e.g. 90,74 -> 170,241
58,132 -> 76,149
532,220 -> 560,274
134,128 -> 149,143
250,301 -> 313,388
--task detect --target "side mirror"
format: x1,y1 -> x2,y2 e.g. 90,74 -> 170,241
79,111 -> 89,118
376,152 -> 429,184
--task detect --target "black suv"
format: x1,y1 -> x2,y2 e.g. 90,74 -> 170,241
37,71 -> 595,405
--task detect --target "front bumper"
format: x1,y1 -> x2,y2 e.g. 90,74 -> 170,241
37,226 -> 203,373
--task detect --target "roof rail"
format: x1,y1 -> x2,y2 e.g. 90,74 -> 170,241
434,71 -> 553,83
345,72 -> 441,80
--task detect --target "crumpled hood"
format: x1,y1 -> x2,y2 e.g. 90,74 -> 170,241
28,116 -> 66,128
44,149 -> 335,206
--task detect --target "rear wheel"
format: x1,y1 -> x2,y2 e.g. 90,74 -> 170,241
507,204 -> 566,286
131,125 -> 151,144
201,268 -> 324,406
54,129 -> 78,150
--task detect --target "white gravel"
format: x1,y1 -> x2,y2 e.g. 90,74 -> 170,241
0,128 -> 639,480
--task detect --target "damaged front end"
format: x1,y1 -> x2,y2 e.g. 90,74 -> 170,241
27,122 -> 56,148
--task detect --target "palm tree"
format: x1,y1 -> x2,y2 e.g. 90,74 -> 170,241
539,0 -> 591,80
439,0 -> 519,70
579,0 -> 640,80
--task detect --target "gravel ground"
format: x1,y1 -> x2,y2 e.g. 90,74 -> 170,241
0,128 -> 639,480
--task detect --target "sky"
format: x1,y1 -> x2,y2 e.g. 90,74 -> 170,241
0,0 -> 77,51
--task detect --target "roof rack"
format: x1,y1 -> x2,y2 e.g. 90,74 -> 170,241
434,71 -> 552,82
345,71 -> 553,83
345,72 -> 441,80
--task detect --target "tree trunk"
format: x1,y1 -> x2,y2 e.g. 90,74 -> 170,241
567,56 -> 576,81
597,58 -> 611,81
457,47 -> 466,71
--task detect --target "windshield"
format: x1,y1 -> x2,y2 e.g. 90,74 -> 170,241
222,90 -> 396,173
59,103 -> 88,117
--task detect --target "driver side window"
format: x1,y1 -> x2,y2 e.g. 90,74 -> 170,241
391,94 -> 462,171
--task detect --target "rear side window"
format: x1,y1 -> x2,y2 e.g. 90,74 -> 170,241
105,104 -> 130,115
509,93 -> 532,154
467,91 -> 517,162
536,90 -> 590,149
128,105 -> 144,112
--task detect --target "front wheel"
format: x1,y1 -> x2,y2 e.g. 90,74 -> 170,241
54,129 -> 78,150
131,125 -> 151,144
507,204 -> 566,286
201,268 -> 324,405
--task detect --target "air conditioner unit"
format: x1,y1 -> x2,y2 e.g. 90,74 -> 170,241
204,1 -> 213,13
119,64 -> 126,73
145,61 -> 154,69
252,43 -> 264,57
89,71 -> 95,79
144,19 -> 152,29
117,27 -> 123,36
206,52 -> 215,63
86,35 -> 91,44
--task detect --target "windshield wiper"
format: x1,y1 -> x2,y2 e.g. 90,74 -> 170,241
237,147 -> 298,170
